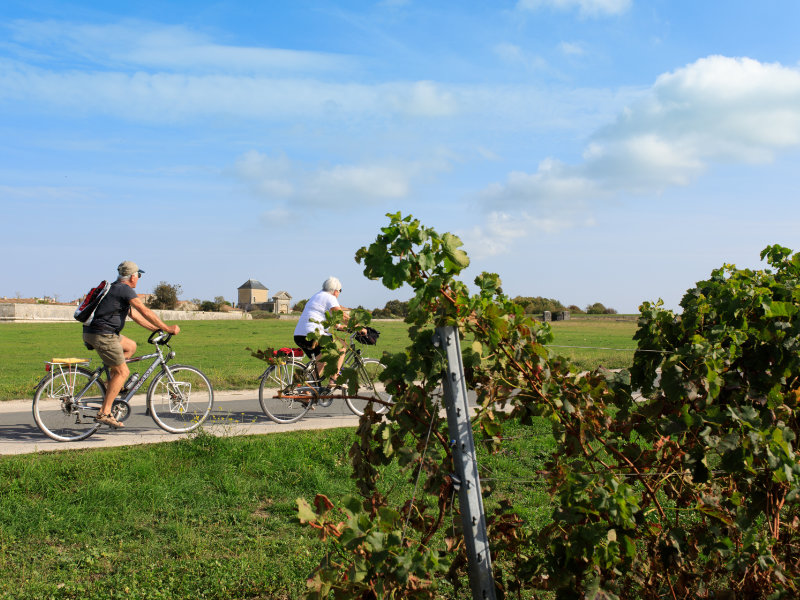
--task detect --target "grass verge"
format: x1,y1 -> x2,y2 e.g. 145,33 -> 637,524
0,419 -> 554,599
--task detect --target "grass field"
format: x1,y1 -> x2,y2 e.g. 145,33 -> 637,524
0,316 -> 638,597
0,419 -> 555,599
0,317 -> 639,401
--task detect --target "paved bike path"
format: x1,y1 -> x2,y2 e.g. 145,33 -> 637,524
0,389 -> 361,456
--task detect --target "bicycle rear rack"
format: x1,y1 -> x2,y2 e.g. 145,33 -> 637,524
44,358 -> 90,397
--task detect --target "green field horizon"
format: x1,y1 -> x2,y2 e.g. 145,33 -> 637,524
0,316 -> 639,401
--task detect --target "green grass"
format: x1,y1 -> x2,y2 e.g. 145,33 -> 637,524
0,420 -> 554,599
546,318 -> 638,371
0,317 -> 639,401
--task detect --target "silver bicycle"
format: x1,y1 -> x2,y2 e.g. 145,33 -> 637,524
32,330 -> 214,442
257,333 -> 392,424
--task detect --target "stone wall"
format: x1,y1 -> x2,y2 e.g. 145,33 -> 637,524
0,304 -> 252,323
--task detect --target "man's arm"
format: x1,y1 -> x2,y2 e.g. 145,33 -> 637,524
129,297 -> 180,335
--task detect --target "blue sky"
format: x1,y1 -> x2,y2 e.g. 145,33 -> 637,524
2,0 -> 799,313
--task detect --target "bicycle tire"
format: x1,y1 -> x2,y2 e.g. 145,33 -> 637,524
32,367 -> 105,442
146,365 -> 214,433
345,358 -> 392,417
258,359 -> 313,424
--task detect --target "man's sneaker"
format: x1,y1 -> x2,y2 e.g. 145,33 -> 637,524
94,413 -> 124,429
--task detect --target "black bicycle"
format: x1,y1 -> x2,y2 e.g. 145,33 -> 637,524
33,330 -> 214,442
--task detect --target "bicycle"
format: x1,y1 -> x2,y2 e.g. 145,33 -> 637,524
256,332 -> 392,424
32,330 -> 214,442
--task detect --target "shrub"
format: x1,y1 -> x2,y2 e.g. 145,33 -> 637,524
249,311 -> 279,319
148,282 -> 182,310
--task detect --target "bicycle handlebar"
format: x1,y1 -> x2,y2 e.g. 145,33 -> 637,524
148,330 -> 173,345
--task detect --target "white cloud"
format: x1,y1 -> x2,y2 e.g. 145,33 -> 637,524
516,0 -> 632,18
0,59 -> 465,121
233,150 -> 451,216
558,41 -> 585,56
0,19 -> 639,128
7,20 -> 353,74
386,80 -> 458,116
460,208 -> 597,258
493,43 -> 549,71
475,56 -> 800,248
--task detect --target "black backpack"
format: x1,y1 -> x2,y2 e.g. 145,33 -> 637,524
355,326 -> 380,345
74,280 -> 111,325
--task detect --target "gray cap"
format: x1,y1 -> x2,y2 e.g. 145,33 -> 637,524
118,261 -> 144,277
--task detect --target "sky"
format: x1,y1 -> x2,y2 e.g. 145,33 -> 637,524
1,0 -> 799,314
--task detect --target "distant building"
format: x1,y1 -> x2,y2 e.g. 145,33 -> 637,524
237,279 -> 269,309
237,280 -> 292,314
267,290 -> 292,315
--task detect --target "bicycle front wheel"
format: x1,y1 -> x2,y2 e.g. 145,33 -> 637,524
147,365 -> 214,433
346,358 -> 392,417
259,360 -> 312,424
32,367 -> 105,442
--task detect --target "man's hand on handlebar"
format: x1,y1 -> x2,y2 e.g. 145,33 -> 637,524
167,325 -> 180,335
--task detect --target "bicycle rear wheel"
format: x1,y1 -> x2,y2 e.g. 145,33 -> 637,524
346,358 -> 392,417
32,367 -> 105,442
147,365 -> 214,433
258,360 -> 312,424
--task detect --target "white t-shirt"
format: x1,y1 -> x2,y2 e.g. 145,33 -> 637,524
294,290 -> 340,337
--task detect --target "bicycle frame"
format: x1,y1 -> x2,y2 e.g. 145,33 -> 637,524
258,342 -> 364,390
75,336 -> 175,406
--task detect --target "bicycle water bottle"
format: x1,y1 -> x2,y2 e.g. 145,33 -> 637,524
123,373 -> 140,392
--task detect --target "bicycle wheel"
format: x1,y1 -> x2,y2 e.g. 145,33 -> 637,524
147,365 -> 214,433
32,367 -> 105,442
346,358 -> 392,417
259,360 -> 313,424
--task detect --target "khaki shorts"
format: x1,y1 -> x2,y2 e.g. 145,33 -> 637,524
83,332 -> 125,367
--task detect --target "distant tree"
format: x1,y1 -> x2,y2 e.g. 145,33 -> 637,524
585,302 -> 605,314
196,296 -> 231,312
372,299 -> 410,318
148,282 -> 182,310
567,304 -> 584,314
513,296 -> 565,314
585,302 -> 617,314
293,299 -> 308,313
384,299 -> 410,317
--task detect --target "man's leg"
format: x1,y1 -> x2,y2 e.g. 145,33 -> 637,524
101,335 -> 137,413
102,362 -> 129,415
120,335 -> 137,360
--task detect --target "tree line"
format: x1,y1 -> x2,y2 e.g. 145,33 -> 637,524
147,282 -> 617,317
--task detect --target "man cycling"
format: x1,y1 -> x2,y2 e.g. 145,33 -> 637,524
82,261 -> 180,428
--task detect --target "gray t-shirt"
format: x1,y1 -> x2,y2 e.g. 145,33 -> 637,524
83,281 -> 138,334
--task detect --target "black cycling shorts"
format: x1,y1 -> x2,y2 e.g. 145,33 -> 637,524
294,334 -> 321,359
